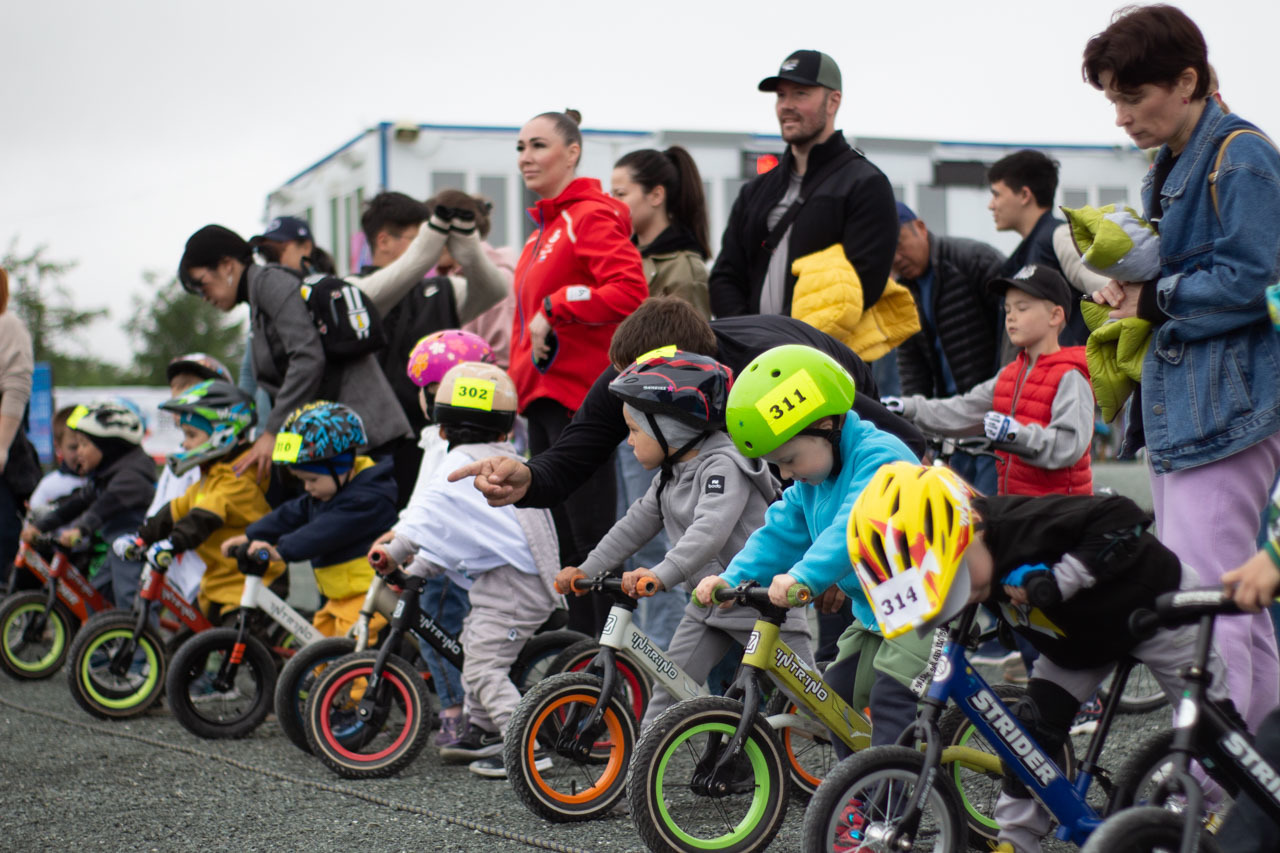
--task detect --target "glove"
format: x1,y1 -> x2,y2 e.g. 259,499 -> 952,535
1003,563 -> 1062,609
448,208 -> 477,237
984,411 -> 1019,443
145,539 -> 176,569
427,205 -> 453,235
880,396 -> 904,415
112,534 -> 143,561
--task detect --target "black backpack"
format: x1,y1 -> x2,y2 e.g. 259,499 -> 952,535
285,267 -> 387,361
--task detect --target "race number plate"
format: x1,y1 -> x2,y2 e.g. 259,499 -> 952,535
755,369 -> 825,435
869,567 -> 930,636
451,377 -> 495,410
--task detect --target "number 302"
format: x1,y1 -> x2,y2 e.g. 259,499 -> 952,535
769,387 -> 808,420
458,386 -> 489,400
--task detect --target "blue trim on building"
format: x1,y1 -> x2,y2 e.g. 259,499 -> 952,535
281,129 -> 371,187
378,121 -> 390,190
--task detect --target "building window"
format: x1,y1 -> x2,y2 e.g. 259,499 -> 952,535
432,171 -> 467,195
1062,188 -> 1089,210
479,175 -> 508,247
1098,186 -> 1129,205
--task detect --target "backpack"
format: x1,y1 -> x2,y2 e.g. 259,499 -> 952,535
286,267 -> 387,361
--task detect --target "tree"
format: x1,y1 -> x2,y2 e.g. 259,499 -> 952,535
125,272 -> 245,385
2,239 -> 130,385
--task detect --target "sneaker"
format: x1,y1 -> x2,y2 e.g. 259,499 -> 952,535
438,723 -> 503,762
434,713 -> 467,748
189,671 -> 241,703
469,750 -> 552,778
1069,695 -> 1104,736
832,798 -> 867,851
1002,660 -> 1030,685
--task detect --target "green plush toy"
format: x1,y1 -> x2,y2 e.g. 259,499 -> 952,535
1080,300 -> 1152,423
1061,204 -> 1161,282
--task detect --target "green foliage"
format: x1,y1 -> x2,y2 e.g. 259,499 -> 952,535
124,272 -> 244,385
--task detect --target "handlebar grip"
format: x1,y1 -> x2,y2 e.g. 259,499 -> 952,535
1129,608 -> 1159,641
1024,574 -> 1062,609
368,549 -> 390,571
634,576 -> 658,597
153,550 -> 173,568
786,584 -> 812,607
569,575 -> 589,594
252,548 -> 271,563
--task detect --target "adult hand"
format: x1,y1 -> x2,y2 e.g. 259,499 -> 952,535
528,311 -> 553,363
233,431 -> 276,482
880,397 -> 904,415
1223,551 -> 1280,613
448,455 -> 532,506
220,534 -> 249,557
768,573 -> 798,608
555,566 -> 587,596
622,567 -> 663,598
1091,279 -> 1143,320
693,576 -> 731,608
814,585 -> 847,614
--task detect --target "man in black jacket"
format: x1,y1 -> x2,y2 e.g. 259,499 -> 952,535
709,50 -> 898,319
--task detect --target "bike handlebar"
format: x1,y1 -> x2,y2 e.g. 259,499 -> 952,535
1129,588 -> 1246,639
569,575 -> 658,597
694,581 -> 812,610
230,542 -> 271,566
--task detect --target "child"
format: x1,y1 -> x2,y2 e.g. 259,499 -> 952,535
24,401 -> 156,607
373,361 -> 561,778
224,401 -> 397,639
557,349 -> 790,729
883,264 -> 1094,497
692,344 -> 925,753
27,405 -> 88,510
123,380 -> 277,618
849,460 -> 1233,853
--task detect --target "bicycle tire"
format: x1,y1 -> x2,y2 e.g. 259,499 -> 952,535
547,637 -> 652,722
763,690 -> 836,801
627,695 -> 789,852
0,592 -> 77,679
801,746 -> 965,853
504,671 -> 636,822
1108,727 -> 1236,826
304,650 -> 432,779
1099,663 -> 1168,714
1079,806 -> 1222,852
165,627 -> 276,739
274,636 -> 356,753
508,629 -> 589,694
66,610 -> 166,719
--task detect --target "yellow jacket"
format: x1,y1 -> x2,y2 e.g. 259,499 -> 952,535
790,244 -> 920,361
1080,300 -> 1152,423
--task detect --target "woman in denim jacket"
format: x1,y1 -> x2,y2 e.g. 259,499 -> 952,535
1083,5 -> 1280,731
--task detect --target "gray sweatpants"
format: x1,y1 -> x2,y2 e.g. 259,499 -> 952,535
640,598 -> 814,730
459,566 -> 557,737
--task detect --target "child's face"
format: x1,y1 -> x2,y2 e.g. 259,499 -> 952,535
54,430 -> 76,463
180,423 -> 211,452
964,528 -> 995,604
763,434 -> 834,486
293,468 -> 343,501
623,409 -> 667,471
70,432 -> 103,475
1004,290 -> 1063,350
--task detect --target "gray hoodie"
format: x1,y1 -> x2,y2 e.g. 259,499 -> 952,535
579,431 -> 778,590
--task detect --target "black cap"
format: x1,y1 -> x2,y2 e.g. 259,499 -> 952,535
758,50 -> 842,92
252,216 -> 312,245
988,264 -> 1076,319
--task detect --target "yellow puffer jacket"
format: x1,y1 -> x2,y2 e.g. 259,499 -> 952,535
790,244 -> 920,361
1080,300 -> 1152,423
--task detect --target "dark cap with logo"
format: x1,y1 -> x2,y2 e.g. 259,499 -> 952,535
987,264 -> 1076,318
251,216 -> 313,245
758,50 -> 842,92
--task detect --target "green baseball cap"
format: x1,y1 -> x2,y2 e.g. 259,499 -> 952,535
758,50 -> 842,92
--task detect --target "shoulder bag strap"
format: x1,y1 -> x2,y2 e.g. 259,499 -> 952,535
1210,129 -> 1278,221
763,148 -> 861,254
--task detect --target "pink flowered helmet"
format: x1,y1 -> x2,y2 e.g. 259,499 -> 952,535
406,330 -> 497,388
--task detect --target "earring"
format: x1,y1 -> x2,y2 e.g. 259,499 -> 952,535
1182,97 -> 1189,104
226,274 -> 233,285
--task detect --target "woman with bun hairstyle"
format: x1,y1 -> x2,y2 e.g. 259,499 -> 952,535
511,109 -> 648,624
611,146 -> 712,319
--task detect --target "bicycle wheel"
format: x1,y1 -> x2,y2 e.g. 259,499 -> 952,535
274,636 -> 355,753
1099,663 -> 1168,714
0,592 -> 77,679
764,690 -> 837,801
1079,806 -> 1222,852
628,696 -> 790,852
66,610 -> 165,719
305,650 -> 432,779
1109,728 -> 1235,831
509,629 -> 589,694
802,746 -> 965,853
548,637 -> 652,722
504,671 -> 637,822
165,627 -> 276,739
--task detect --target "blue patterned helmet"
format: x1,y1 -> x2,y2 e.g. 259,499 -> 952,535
272,401 -> 367,468
160,380 -> 256,474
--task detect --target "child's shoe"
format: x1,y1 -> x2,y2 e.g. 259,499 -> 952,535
438,722 -> 502,762
831,798 -> 867,851
468,750 -> 552,778
434,712 -> 467,748
1068,695 -> 1104,736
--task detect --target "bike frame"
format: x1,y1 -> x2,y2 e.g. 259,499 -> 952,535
135,562 -> 213,634
15,540 -> 111,621
237,574 -> 325,647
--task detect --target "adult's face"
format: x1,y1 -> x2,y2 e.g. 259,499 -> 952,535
1099,69 -> 1199,152
987,180 -> 1028,233
610,166 -> 663,238
892,220 -> 930,281
185,258 -> 241,311
517,116 -> 579,199
774,81 -> 836,148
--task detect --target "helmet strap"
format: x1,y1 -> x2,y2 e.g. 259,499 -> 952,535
798,413 -> 845,478
645,412 -> 709,504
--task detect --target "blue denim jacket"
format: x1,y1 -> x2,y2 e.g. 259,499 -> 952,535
1131,99 -> 1280,472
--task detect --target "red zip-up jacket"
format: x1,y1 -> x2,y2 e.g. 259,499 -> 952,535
509,177 -> 648,414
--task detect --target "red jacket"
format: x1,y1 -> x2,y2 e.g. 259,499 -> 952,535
509,177 -> 648,414
991,348 -> 1093,496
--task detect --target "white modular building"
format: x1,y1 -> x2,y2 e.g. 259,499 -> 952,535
264,121 -> 1150,275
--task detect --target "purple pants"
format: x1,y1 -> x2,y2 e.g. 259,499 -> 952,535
1150,431 -> 1280,732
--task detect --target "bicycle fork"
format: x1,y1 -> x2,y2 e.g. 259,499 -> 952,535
692,664 -> 766,797
556,645 -> 622,761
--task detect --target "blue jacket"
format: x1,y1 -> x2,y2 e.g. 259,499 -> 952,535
1132,99 -> 1280,472
720,411 -> 917,627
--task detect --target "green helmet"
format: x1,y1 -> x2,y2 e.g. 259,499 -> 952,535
725,345 -> 856,458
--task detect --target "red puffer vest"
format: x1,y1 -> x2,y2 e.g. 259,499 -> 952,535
990,348 -> 1093,496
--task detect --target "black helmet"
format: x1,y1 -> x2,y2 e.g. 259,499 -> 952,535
608,348 -> 733,431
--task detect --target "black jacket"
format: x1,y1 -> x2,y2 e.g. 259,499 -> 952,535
37,445 -> 157,536
997,211 -> 1089,350
708,132 -> 898,317
897,234 -> 1006,397
520,314 -> 924,508
975,493 -> 1181,669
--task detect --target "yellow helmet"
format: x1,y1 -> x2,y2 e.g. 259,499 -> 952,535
848,461 -> 977,639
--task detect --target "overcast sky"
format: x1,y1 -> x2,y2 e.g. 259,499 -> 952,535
4,0 -> 1277,369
